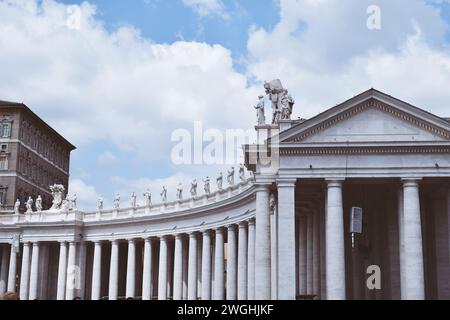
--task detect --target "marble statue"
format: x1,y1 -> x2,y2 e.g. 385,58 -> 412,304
114,193 -> 120,209
131,192 -> 137,208
176,183 -> 183,201
161,186 -> 167,202
217,172 -> 223,190
143,190 -> 152,207
280,89 -> 295,120
203,177 -> 211,195
14,199 -> 20,214
49,184 -> 65,211
254,95 -> 266,125
26,196 -> 33,214
269,193 -> 277,212
64,195 -> 71,211
227,167 -> 235,185
97,196 -> 104,211
239,164 -> 246,182
36,195 -> 43,212
264,79 -> 284,124
190,179 -> 198,197
71,194 -> 78,211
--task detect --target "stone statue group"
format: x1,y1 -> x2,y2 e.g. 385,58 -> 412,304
254,79 -> 295,125
14,184 -> 77,214
97,164 -> 248,210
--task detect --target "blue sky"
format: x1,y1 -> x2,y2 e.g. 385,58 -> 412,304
1,0 -> 450,209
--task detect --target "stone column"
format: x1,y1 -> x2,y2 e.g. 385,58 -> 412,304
29,242 -> 40,300
277,179 -> 296,299
247,219 -> 255,300
213,228 -> 225,300
126,239 -> 136,298
173,234 -> 184,300
0,245 -> 9,294
188,232 -> 198,300
142,238 -> 153,300
7,243 -> 17,292
325,179 -> 346,300
158,236 -> 168,300
65,241 -> 77,300
227,225 -> 237,300
19,242 -> 31,300
398,188 -> 406,299
238,222 -> 248,300
77,242 -> 87,299
313,209 -> 321,297
91,241 -> 102,300
108,240 -> 119,300
298,213 -> 307,296
402,178 -> 425,300
307,212 -> 314,295
56,242 -> 67,300
201,230 -> 212,300
255,184 -> 271,300
182,237 -> 188,300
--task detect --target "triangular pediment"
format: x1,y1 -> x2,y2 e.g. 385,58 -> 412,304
279,89 -> 450,144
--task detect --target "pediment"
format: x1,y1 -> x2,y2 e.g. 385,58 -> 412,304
279,90 -> 450,144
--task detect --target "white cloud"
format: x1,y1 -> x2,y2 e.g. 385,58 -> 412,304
96,151 -> 119,167
246,0 -> 450,119
68,178 -> 99,210
181,0 -> 228,18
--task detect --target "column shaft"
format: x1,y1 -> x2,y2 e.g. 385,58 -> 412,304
247,219 -> 255,300
0,245 -> 9,294
255,185 -> 271,299
65,242 -> 77,300
325,179 -> 346,300
402,179 -> 425,300
226,225 -> 237,300
213,228 -> 224,300
142,238 -> 153,300
19,242 -> 31,300
237,222 -> 248,300
307,212 -> 314,295
173,235 -> 184,300
188,233 -> 198,300
298,214 -> 307,295
77,242 -> 87,299
313,210 -> 321,297
126,239 -> 136,298
91,241 -> 102,300
201,231 -> 212,300
108,240 -> 119,300
158,236 -> 168,300
7,244 -> 17,292
29,242 -> 40,300
56,242 -> 67,300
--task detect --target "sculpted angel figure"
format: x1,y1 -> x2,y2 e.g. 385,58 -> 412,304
227,167 -> 235,185
203,177 -> 211,195
190,179 -> 198,197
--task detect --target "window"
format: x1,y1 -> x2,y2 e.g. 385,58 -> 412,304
0,158 -> 8,170
1,144 -> 7,152
2,123 -> 11,138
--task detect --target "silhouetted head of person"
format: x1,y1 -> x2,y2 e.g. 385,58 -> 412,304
1,292 -> 20,300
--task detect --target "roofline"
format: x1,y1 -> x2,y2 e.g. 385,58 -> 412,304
0,100 -> 76,150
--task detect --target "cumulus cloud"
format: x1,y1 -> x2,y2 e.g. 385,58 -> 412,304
247,0 -> 450,118
96,151 -> 119,167
181,0 -> 228,18
68,178 -> 99,210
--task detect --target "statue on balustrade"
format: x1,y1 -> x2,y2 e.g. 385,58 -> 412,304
176,183 -> 183,201
143,190 -> 152,207
160,186 -> 167,202
227,167 -> 235,185
217,172 -> 223,190
97,196 -> 104,211
26,196 -> 33,214
14,199 -> 20,215
130,192 -> 137,208
254,95 -> 266,125
190,179 -> 198,197
114,193 -> 120,209
71,194 -> 78,211
263,79 -> 295,124
203,177 -> 211,195
239,164 -> 246,182
280,89 -> 295,120
49,184 -> 66,211
36,195 -> 43,212
63,195 -> 71,211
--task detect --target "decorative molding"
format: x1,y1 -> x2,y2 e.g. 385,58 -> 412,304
280,146 -> 450,156
286,100 -> 450,143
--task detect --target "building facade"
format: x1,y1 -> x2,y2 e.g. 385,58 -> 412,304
0,89 -> 449,300
0,101 -> 75,213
